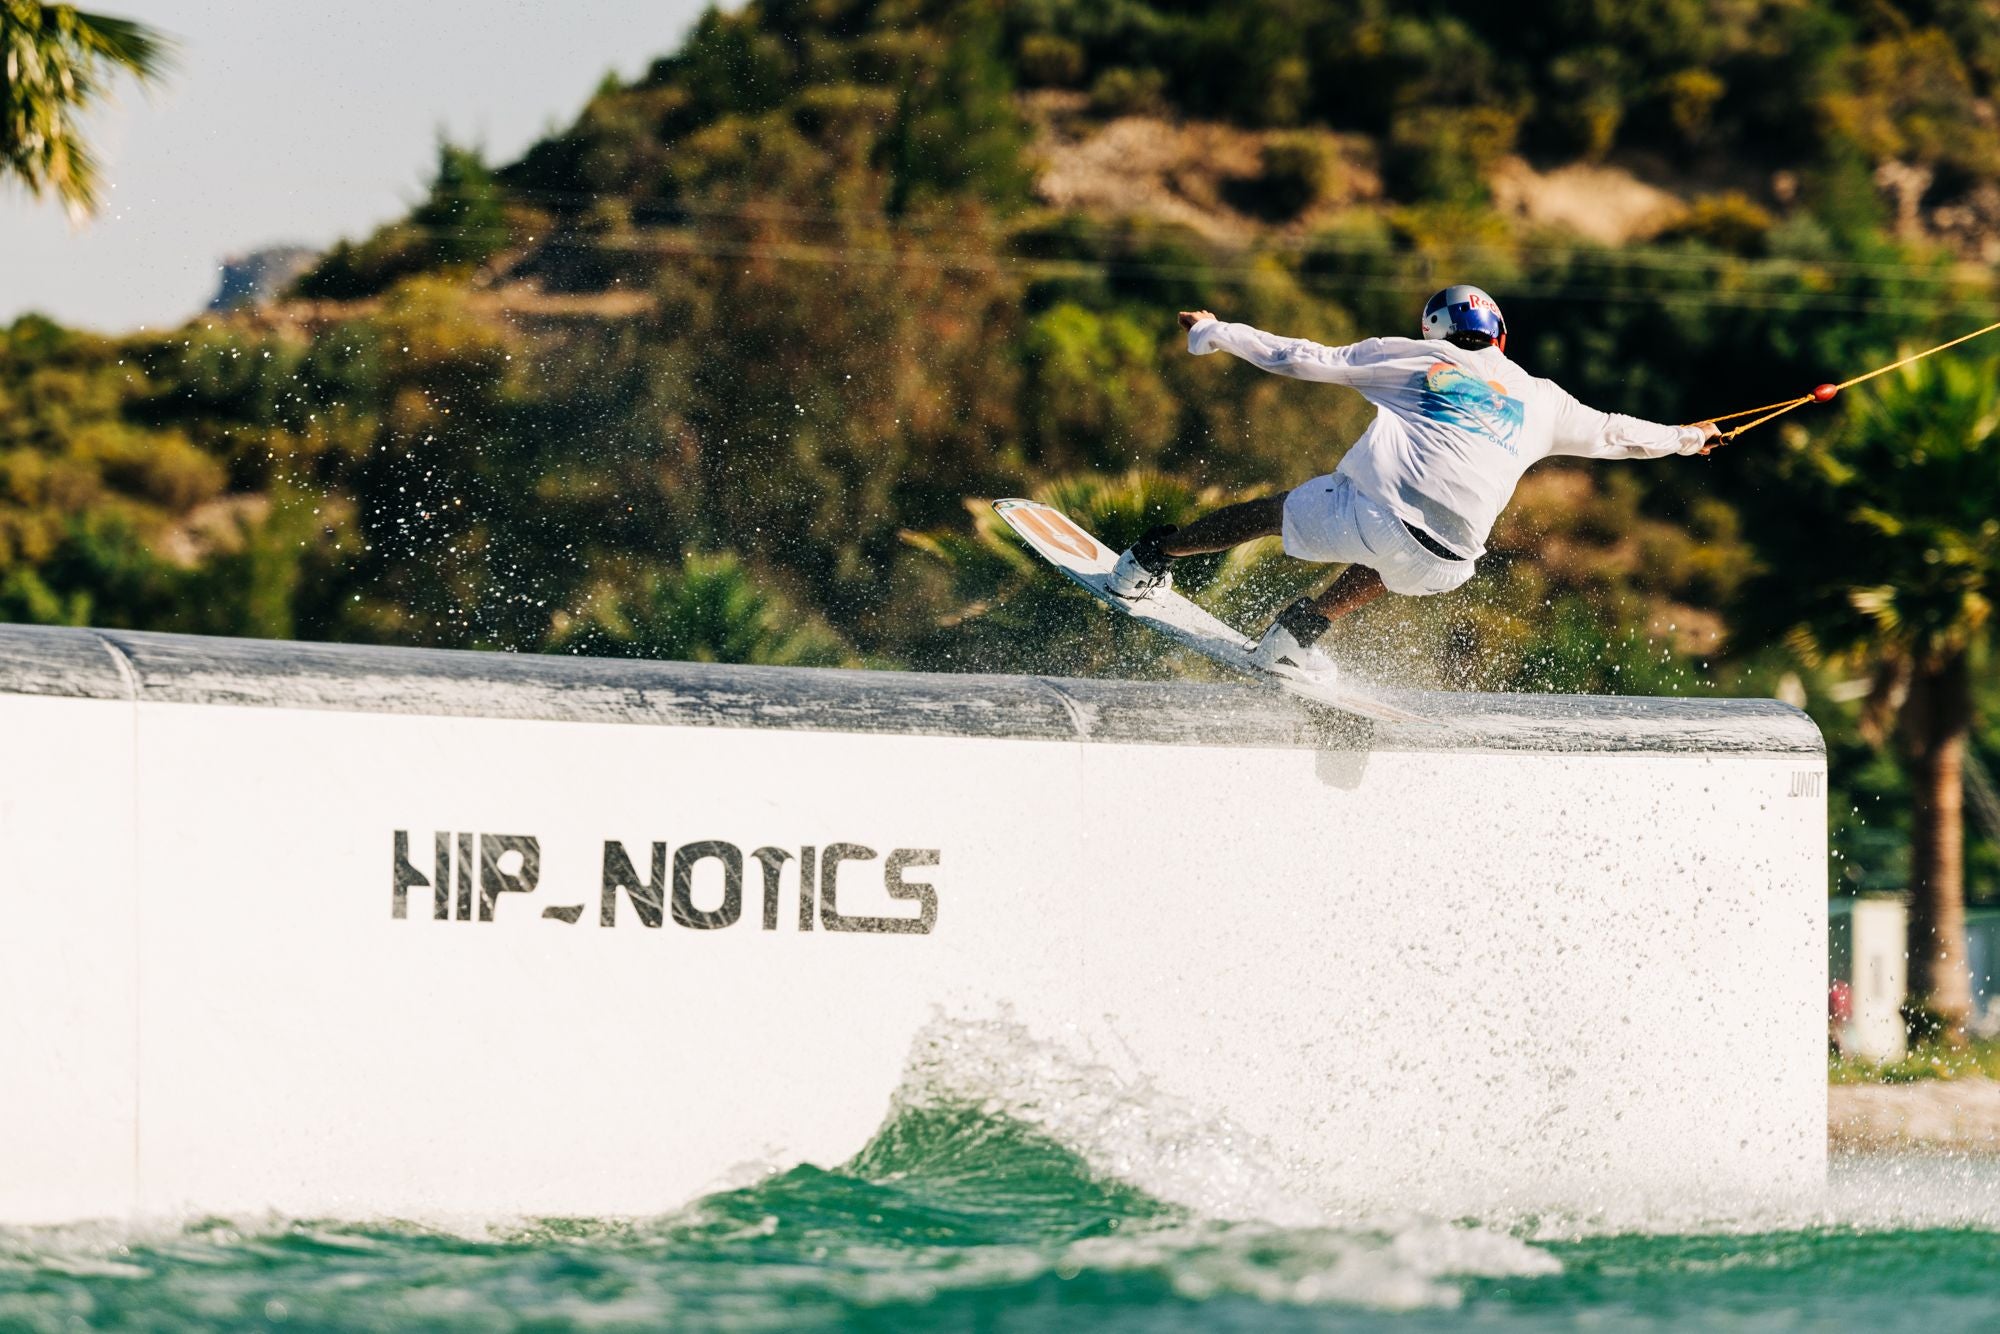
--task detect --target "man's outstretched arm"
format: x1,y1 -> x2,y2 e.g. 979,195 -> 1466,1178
1178,309 -> 1380,385
1548,386 -> 1720,459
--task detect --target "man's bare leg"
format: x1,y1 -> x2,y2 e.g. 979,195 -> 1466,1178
1156,496 -> 1285,557
1302,563 -> 1387,623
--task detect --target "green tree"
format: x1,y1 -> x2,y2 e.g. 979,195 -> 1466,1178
881,5 -> 1029,218
410,140 -> 507,269
0,1 -> 169,219
1764,356 -> 2000,1041
1019,304 -> 1176,472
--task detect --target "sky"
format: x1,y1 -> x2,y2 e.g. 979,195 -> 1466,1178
0,0 -> 714,331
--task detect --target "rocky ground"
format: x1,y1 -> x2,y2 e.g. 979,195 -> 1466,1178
1829,1078 -> 2000,1152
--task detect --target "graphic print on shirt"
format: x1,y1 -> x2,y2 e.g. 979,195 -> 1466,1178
1414,362 -> 1527,454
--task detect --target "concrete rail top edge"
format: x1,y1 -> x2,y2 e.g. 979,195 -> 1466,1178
0,622 -> 1823,756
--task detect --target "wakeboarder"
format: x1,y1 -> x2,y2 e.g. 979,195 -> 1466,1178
1105,286 -> 1722,674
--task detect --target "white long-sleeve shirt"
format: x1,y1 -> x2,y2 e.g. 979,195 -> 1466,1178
1188,319 -> 1706,558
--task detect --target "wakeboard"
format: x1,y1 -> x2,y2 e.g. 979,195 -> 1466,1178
991,498 -> 1430,725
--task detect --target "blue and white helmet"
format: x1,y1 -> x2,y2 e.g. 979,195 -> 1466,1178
1421,284 -> 1507,351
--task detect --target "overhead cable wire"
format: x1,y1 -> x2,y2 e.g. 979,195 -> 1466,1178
374,220 -> 1982,320
478,186 -> 1984,281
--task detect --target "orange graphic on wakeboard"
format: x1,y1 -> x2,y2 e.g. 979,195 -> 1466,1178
1011,505 -> 1101,562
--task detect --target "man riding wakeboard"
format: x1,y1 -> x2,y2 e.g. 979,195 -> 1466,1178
1104,285 -> 1722,675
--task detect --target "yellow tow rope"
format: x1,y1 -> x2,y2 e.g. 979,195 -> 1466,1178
1703,318 -> 2000,444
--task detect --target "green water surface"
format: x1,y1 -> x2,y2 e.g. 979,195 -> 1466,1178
2,1104 -> 1995,1331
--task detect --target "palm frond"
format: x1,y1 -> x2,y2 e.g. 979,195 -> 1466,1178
1783,623 -> 1825,669
1,3 -> 175,219
1848,584 -> 1901,634
63,10 -> 168,75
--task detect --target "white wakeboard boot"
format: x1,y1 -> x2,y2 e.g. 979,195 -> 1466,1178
1249,600 -> 1338,680
1104,525 -> 1178,600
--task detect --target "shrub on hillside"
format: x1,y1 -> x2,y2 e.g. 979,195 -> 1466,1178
1250,56 -> 1310,128
1384,107 -> 1518,206
1543,49 -> 1625,161
790,84 -> 898,143
1660,67 -> 1727,149
1821,31 -> 2000,186
1018,33 -> 1085,88
1657,193 -> 1777,256
1237,134 -> 1338,219
1089,67 -> 1166,117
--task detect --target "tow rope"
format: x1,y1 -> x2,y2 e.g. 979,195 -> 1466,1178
1703,318 -> 2000,444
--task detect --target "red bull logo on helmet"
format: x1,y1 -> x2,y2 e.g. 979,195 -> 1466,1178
1421,284 -> 1507,348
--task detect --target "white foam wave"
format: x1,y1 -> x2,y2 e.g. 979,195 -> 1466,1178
879,1010 -> 1567,1307
887,1008 -> 1325,1225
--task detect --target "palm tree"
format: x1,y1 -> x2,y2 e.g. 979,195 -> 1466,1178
552,552 -> 854,668
2,2 -> 171,220
1770,355 -> 2000,1042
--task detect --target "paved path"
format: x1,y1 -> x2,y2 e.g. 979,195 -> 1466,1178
1830,1078 -> 2000,1151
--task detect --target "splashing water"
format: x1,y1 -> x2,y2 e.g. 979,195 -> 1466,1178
0,1017 -> 1994,1330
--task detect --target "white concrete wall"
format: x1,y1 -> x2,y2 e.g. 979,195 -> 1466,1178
0,628 -> 1827,1223
0,695 -> 138,1222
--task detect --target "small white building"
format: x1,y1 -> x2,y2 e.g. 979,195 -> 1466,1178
1829,897 -> 2000,1057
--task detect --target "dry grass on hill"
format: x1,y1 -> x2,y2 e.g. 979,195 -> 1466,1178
1026,91 -> 1379,244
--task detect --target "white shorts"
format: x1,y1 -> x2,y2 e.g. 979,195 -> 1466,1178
1281,474 -> 1477,597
